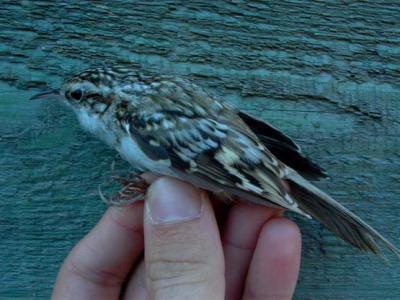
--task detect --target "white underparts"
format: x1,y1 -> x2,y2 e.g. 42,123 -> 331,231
118,136 -> 171,173
76,108 -> 116,147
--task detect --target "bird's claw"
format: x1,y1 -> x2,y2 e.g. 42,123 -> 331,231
99,173 -> 149,207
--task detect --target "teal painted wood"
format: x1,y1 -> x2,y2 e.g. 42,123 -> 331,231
1,1 -> 399,299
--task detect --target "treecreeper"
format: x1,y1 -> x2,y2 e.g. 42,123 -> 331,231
31,65 -> 400,258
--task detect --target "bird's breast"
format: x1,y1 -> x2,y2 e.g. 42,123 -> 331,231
75,108 -> 171,174
76,108 -> 117,147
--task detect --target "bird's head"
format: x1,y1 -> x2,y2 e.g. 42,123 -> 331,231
61,67 -> 117,113
31,66 -> 142,114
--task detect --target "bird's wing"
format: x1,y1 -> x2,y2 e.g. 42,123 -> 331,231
238,111 -> 327,180
119,77 -> 400,256
121,77 -> 307,214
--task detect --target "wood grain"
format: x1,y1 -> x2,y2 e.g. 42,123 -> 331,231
0,1 -> 399,299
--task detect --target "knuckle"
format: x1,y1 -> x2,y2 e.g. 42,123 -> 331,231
66,255 -> 124,287
146,254 -> 210,295
145,220 -> 222,296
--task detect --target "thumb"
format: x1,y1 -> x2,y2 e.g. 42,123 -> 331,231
144,177 -> 224,300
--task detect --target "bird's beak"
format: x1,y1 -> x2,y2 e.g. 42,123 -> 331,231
30,89 -> 61,100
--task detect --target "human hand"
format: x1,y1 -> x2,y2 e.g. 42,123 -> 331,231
52,177 -> 301,299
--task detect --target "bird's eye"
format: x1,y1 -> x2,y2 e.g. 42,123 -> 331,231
70,89 -> 83,101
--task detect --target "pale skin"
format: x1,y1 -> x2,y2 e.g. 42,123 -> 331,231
52,177 -> 302,300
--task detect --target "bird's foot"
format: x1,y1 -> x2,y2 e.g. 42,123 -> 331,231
99,174 -> 148,207
99,159 -> 149,206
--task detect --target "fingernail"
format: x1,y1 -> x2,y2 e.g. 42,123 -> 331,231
146,177 -> 203,225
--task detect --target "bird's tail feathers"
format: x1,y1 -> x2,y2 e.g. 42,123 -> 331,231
285,170 -> 400,258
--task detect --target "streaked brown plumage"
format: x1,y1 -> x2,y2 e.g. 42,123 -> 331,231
32,65 -> 399,258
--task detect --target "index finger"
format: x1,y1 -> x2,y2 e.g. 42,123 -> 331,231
222,202 -> 283,299
52,202 -> 144,300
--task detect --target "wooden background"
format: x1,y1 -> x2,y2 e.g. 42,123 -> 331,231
1,1 -> 399,299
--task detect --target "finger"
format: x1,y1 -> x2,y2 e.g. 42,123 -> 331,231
243,217 -> 301,300
123,259 -> 147,300
144,177 -> 225,300
222,203 -> 282,300
52,202 -> 145,300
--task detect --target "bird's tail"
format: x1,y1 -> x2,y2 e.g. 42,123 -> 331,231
285,170 -> 400,257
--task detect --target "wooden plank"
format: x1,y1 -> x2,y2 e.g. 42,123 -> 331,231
0,1 -> 399,298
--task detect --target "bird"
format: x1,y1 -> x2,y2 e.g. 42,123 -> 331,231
31,65 -> 399,258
